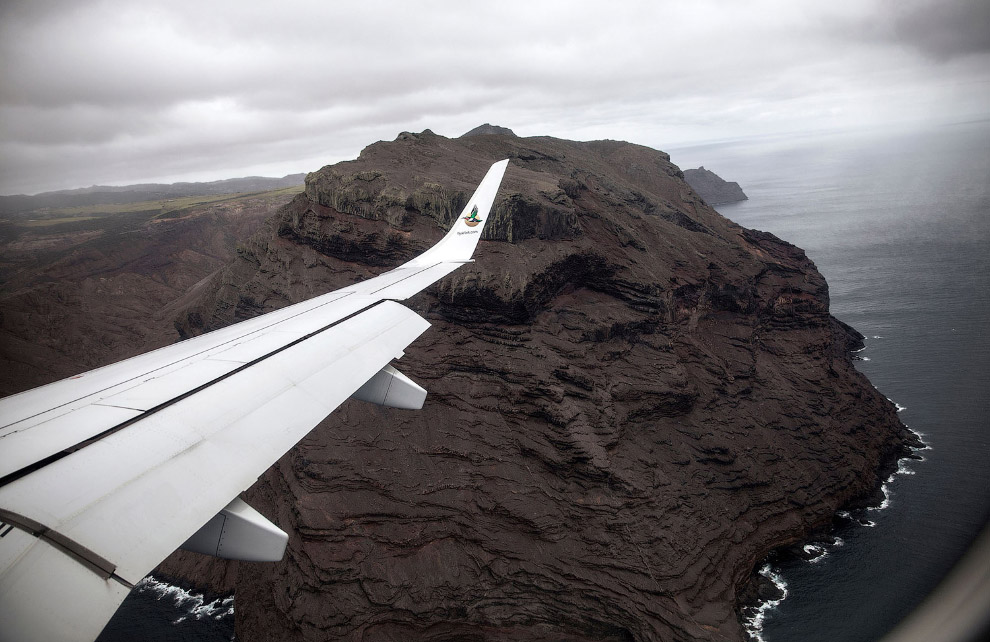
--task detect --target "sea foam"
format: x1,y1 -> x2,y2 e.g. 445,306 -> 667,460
136,576 -> 234,625
742,426 -> 929,639
742,564 -> 789,642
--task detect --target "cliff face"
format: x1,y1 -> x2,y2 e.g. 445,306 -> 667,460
683,167 -> 748,206
164,130 -> 910,641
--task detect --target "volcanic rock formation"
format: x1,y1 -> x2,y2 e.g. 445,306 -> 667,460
155,128 -> 913,641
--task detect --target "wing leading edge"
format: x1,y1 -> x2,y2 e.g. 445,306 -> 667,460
0,159 -> 509,642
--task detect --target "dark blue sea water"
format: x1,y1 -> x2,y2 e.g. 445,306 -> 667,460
97,577 -> 234,641
670,120 -> 990,641
98,121 -> 989,641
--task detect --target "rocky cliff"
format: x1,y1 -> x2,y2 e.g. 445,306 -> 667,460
683,167 -> 748,206
154,128 -> 915,641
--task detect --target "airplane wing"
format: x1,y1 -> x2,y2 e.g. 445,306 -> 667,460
0,159 -> 510,642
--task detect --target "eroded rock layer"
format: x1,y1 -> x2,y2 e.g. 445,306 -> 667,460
162,129 -> 911,641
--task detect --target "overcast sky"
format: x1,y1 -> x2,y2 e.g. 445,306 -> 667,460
1,0 -> 987,195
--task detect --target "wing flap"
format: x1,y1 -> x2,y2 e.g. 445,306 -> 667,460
0,530 -> 131,642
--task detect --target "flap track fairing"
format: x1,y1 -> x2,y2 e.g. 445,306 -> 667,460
350,364 -> 427,410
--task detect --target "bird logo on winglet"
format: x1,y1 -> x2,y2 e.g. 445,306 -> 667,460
463,205 -> 482,227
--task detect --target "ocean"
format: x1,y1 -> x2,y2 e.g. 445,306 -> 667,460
97,576 -> 235,642
97,121 -> 990,641
669,119 -> 990,641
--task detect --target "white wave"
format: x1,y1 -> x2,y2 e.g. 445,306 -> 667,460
803,544 -> 828,563
872,335 -> 883,339
136,576 -> 235,625
885,398 -> 907,412
861,357 -> 872,361
866,429 -> 930,509
883,429 -> 930,484
743,564 -> 789,642
907,427 -> 930,450
743,417 -> 926,639
869,482 -> 892,511
800,533 -> 846,565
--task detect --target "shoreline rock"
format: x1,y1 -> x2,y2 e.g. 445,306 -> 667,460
735,425 -> 928,631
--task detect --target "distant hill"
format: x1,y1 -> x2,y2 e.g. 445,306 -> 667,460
0,174 -> 306,214
683,166 -> 748,205
461,123 -> 517,137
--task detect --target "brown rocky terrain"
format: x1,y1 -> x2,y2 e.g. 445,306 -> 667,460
0,188 -> 299,393
148,129 -> 915,641
0,173 -> 305,214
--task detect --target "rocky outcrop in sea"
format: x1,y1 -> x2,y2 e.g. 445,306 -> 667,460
159,128 -> 913,641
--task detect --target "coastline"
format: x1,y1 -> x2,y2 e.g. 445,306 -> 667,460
737,417 -> 929,640
677,120 -> 990,642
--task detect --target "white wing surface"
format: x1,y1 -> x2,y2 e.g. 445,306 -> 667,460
0,159 -> 509,642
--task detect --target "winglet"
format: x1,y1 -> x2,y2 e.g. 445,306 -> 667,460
408,159 -> 509,266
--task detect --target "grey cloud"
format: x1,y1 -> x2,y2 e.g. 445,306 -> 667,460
2,1 -> 988,194
0,0 -> 66,25
883,0 -> 990,61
